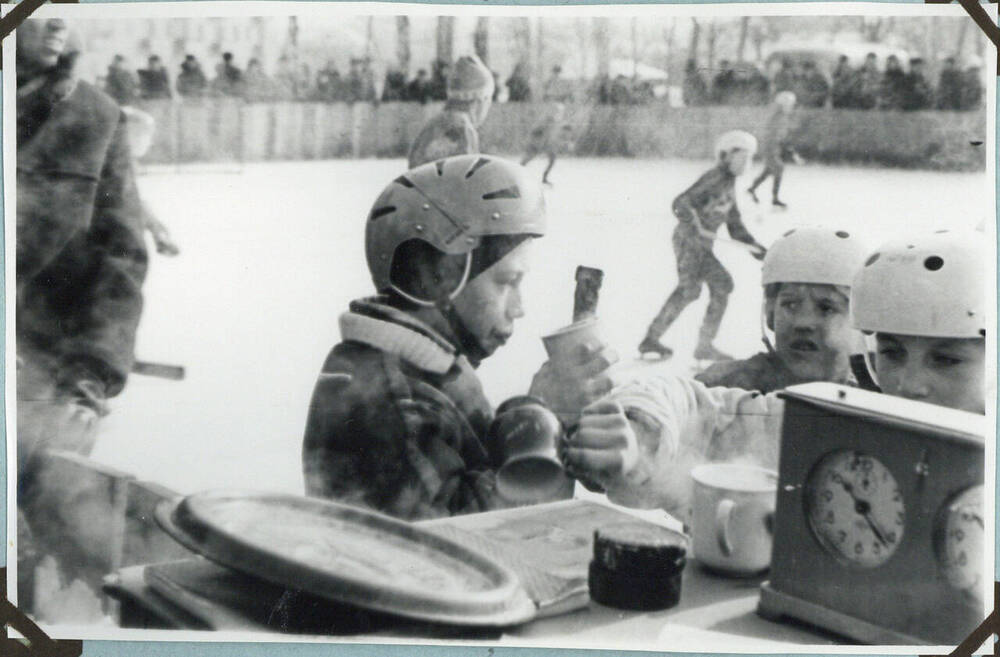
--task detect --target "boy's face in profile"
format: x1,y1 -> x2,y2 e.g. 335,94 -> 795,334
873,334 -> 986,414
452,240 -> 534,358
726,149 -> 750,176
770,283 -> 854,382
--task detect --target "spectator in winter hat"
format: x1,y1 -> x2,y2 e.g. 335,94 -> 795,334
407,54 -> 495,169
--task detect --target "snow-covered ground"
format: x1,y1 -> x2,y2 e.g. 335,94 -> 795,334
90,157 -> 991,495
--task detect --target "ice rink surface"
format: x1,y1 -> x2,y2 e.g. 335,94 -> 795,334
92,157 -> 991,494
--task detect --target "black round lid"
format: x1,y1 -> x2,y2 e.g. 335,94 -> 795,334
593,521 -> 688,575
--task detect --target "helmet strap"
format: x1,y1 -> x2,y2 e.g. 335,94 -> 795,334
439,252 -> 490,364
437,298 -> 490,367
388,252 -> 472,307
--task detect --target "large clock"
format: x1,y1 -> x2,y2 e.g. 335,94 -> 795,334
757,383 -> 987,645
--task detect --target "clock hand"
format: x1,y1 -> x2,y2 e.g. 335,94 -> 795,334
835,475 -> 889,546
860,507 -> 889,547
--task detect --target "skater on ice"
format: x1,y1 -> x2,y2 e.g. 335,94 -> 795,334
121,105 -> 180,256
302,155 -> 610,520
407,54 -> 494,169
748,90 -> 798,209
563,229 -> 986,520
695,226 -> 869,393
639,130 -> 768,362
521,102 -> 574,186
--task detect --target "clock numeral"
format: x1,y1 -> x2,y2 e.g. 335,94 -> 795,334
825,510 -> 835,524
895,512 -> 904,526
872,542 -> 881,555
861,460 -> 873,473
854,541 -> 863,555
881,470 -> 889,483
822,489 -> 833,503
892,491 -> 901,503
951,529 -> 965,543
837,530 -> 847,543
886,531 -> 897,544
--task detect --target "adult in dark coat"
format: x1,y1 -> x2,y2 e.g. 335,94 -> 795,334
505,62 -> 532,102
104,54 -> 138,105
711,60 -> 736,104
936,57 -> 963,110
901,57 -> 932,111
137,54 -> 172,100
960,62 -> 984,111
16,17 -> 148,614
797,61 -> 829,108
772,58 -> 797,94
682,59 -> 708,106
878,55 -> 906,110
856,53 -> 880,110
176,54 -> 207,98
830,55 -> 857,108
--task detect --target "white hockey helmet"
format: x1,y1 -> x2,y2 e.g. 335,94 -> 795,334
714,130 -> 758,161
775,90 -> 797,110
366,154 -> 546,300
763,227 -> 869,289
851,230 -> 986,338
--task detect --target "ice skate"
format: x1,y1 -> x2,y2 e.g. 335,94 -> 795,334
747,187 -> 760,204
638,337 -> 673,360
772,199 -> 788,210
693,342 -> 733,362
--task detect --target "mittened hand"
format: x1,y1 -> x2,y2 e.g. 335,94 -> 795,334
528,343 -> 619,427
562,400 -> 640,485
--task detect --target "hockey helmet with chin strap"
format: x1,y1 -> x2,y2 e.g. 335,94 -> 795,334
760,226 -> 869,349
366,154 -> 546,304
714,130 -> 758,161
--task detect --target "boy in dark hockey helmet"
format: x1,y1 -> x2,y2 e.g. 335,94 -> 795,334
640,130 -> 767,362
407,55 -> 494,169
302,155 -> 611,520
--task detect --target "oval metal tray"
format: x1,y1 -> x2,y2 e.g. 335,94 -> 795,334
155,490 -> 536,627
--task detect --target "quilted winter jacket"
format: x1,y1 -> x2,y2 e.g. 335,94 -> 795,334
302,297 -> 502,520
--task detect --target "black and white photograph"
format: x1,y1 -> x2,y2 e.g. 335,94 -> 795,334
4,1 -> 997,650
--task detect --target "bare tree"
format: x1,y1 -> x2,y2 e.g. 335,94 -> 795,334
751,20 -> 766,64
689,18 -> 701,63
707,19 -> 717,72
396,16 -> 411,75
736,17 -> 750,63
955,19 -> 969,58
594,17 -> 611,78
663,18 -> 677,78
534,17 -> 545,97
474,17 -> 489,65
436,16 -> 455,64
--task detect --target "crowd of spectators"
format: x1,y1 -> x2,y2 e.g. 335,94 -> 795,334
685,53 -> 984,111
102,49 -> 984,112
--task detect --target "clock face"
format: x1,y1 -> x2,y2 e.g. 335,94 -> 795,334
936,485 -> 984,600
805,450 -> 905,568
